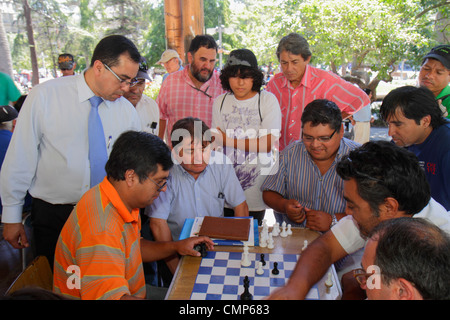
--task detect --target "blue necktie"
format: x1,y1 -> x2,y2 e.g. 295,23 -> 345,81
88,96 -> 108,187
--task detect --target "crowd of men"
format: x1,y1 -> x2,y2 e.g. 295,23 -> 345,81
0,33 -> 449,300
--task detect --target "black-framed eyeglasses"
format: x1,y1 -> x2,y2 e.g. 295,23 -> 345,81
103,63 -> 139,87
148,177 -> 167,192
302,129 -> 337,143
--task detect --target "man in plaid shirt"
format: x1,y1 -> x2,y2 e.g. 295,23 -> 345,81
157,35 -> 225,144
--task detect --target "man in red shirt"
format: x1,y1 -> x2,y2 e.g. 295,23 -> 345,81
266,33 -> 370,151
157,35 -> 225,143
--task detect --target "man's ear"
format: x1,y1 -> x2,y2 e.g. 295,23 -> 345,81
420,115 -> 431,129
187,52 -> 193,65
125,169 -> 136,187
379,197 -> 400,220
393,278 -> 421,300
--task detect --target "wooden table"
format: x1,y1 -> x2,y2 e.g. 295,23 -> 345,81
165,227 -> 322,300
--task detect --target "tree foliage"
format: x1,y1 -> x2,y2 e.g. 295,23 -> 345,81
2,0 -> 448,91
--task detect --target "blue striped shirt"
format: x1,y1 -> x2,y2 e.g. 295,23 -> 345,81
261,138 -> 360,227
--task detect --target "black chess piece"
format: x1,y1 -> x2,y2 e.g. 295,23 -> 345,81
271,262 -> 279,275
194,243 -> 207,257
240,276 -> 253,300
260,253 -> 266,266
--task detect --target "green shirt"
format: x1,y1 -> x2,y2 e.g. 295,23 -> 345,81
437,85 -> 450,119
0,72 -> 21,106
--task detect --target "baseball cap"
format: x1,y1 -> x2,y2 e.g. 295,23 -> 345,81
423,45 -> 450,69
224,49 -> 258,69
136,57 -> 151,81
58,54 -> 74,70
0,105 -> 18,123
157,49 -> 180,64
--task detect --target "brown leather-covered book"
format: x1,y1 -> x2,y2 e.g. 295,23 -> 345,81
198,216 -> 251,241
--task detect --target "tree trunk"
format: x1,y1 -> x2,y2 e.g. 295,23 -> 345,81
0,13 -> 14,77
22,0 -> 39,86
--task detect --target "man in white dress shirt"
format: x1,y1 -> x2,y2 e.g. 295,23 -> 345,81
124,57 -> 160,135
0,35 -> 142,266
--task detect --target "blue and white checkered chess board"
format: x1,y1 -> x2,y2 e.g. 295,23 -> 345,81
190,251 -> 341,300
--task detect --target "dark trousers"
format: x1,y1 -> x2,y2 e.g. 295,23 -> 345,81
223,207 -> 266,226
30,198 -> 75,269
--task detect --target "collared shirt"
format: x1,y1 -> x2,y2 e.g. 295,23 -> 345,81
266,65 -> 370,150
135,94 -> 160,135
261,138 -> 360,227
0,73 -> 141,223
146,151 -> 246,241
53,178 -> 145,300
332,198 -> 450,255
156,66 -> 225,142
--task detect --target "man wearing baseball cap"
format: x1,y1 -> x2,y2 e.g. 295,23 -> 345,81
124,57 -> 160,135
58,53 -> 76,76
157,49 -> 183,82
418,45 -> 450,118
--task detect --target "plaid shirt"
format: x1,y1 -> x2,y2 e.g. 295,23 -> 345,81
266,65 -> 370,151
157,66 -> 225,142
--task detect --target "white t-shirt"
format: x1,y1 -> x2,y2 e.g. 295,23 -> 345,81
211,90 -> 281,211
332,198 -> 450,255
136,94 -> 160,135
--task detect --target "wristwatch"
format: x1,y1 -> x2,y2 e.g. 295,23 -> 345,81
330,214 -> 338,229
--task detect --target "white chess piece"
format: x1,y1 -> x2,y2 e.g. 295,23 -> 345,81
272,223 -> 279,236
241,244 -> 251,267
280,221 -> 288,237
287,224 -> 292,236
259,236 -> 267,248
256,261 -> 264,275
302,240 -> 308,251
325,272 -> 333,293
267,233 -> 274,249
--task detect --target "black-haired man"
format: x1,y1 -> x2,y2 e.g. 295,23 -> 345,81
1,35 -> 142,266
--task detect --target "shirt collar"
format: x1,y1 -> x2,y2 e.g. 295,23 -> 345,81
279,64 -> 311,90
99,177 -> 139,223
77,71 -> 112,109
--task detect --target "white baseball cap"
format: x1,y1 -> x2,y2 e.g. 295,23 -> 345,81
157,49 -> 180,64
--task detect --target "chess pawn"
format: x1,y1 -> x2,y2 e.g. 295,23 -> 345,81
325,272 -> 333,294
267,233 -> 274,249
259,236 -> 267,248
241,245 -> 251,267
302,240 -> 308,251
287,224 -> 292,236
256,261 -> 264,275
280,221 -> 288,237
272,223 -> 280,236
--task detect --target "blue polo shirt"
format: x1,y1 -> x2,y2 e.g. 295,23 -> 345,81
146,151 -> 246,241
407,121 -> 450,211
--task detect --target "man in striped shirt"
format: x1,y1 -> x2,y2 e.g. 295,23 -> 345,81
53,131 -> 214,300
266,33 -> 370,151
157,35 -> 225,143
261,99 -> 360,232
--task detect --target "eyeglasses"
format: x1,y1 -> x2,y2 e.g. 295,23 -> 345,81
103,63 -> 139,87
302,129 -> 337,143
353,268 -> 373,286
147,177 -> 167,192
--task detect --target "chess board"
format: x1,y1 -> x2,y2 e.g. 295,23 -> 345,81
190,251 -> 342,300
